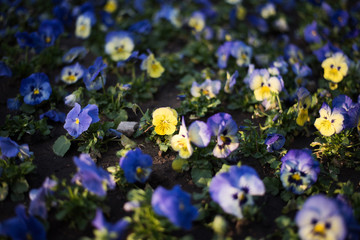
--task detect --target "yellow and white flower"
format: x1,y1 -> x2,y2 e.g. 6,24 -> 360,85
105,31 -> 134,62
314,103 -> 344,136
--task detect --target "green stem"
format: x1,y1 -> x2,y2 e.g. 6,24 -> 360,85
100,75 -> 106,95
276,94 -> 283,113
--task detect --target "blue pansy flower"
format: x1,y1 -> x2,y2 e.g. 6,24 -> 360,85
0,205 -> 46,240
292,62 -> 312,87
128,20 -> 152,34
20,73 -> 52,105
230,41 -> 252,67
83,57 -> 107,91
62,46 -> 88,63
151,185 -> 198,230
335,195 -> 359,240
284,44 -> 303,64
75,11 -> 96,39
331,10 -> 349,28
154,4 -> 182,28
53,1 -> 74,27
15,31 -> 44,52
247,15 -> 268,33
296,195 -> 346,240
303,21 -> 322,44
216,41 -> 232,69
0,137 -> 21,158
29,177 -> 57,219
38,19 -> 64,47
40,109 -> 66,122
0,61 -> 12,77
92,209 -> 129,240
264,133 -> 285,152
332,95 -> 360,129
207,113 -> 239,158
72,153 -> 115,197
7,98 -> 21,111
64,103 -> 99,138
224,70 -> 238,94
60,62 -> 85,84
119,148 -> 152,183
270,57 -> 288,75
280,149 -> 320,194
209,165 -> 265,219
313,42 -> 342,62
100,11 -> 115,28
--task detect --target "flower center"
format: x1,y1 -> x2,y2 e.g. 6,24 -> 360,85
311,30 -> 317,36
67,75 -> 76,82
291,173 -> 301,181
45,36 -> 51,43
33,88 -> 40,95
80,25 -> 86,31
136,167 -> 143,175
75,118 -> 80,124
313,222 -> 326,236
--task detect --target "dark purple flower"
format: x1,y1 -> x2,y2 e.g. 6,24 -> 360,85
216,41 -> 232,69
128,20 -> 152,34
0,61 -> 12,77
333,95 -> 360,129
29,177 -> 57,219
303,21 -> 321,44
83,57 -> 107,91
119,148 -> 152,183
0,205 -> 46,240
7,98 -> 21,111
20,73 -> 52,105
92,209 -> 129,240
72,153 -> 115,197
313,42 -> 342,62
331,10 -> 349,28
38,19 -> 64,47
40,109 -> 66,122
151,185 -> 198,230
264,133 -> 285,152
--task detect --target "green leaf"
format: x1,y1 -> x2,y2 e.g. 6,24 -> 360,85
10,192 -> 24,202
53,135 -> 71,157
275,216 -> 292,229
20,104 -> 35,114
12,178 -> 29,194
263,177 -> 280,196
191,168 -> 212,187
0,182 -> 8,201
280,190 -> 293,202
120,135 -> 137,149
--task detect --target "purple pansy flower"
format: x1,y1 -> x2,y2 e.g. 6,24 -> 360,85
20,73 -> 52,105
72,153 -> 115,197
119,148 -> 152,184
0,205 -> 46,240
29,177 -> 57,219
64,103 -> 99,138
332,95 -> 360,130
92,209 -> 129,240
303,21 -> 322,44
207,113 -> 239,158
151,185 -> 198,230
280,149 -> 320,194
264,133 -> 285,152
40,110 -> 66,123
209,165 -> 265,219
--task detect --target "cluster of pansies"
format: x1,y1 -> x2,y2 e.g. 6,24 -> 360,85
0,0 -> 360,239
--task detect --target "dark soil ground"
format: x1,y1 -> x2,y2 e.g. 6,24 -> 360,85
0,63 -> 359,240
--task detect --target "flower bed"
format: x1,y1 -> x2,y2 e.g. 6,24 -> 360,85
0,0 -> 360,239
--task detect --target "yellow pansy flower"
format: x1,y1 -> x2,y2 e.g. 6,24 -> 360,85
171,117 -> 193,159
104,0 -> 117,13
314,103 -> 344,137
141,54 -> 165,78
188,12 -> 205,33
321,52 -> 348,84
105,31 -> 134,62
152,107 -> 178,135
